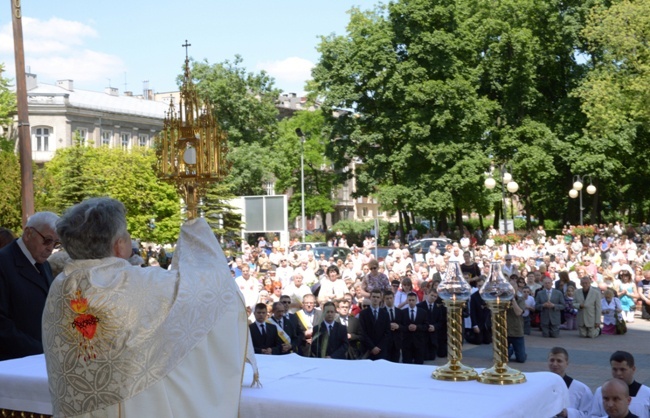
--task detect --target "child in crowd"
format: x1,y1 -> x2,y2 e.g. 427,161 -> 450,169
561,285 -> 578,330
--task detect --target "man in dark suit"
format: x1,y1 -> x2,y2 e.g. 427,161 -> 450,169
336,299 -> 364,359
535,277 -> 565,337
280,295 -> 305,351
383,290 -> 403,363
401,292 -> 428,364
0,211 -> 59,360
417,287 -> 447,360
359,289 -> 391,360
294,294 -> 322,356
469,289 -> 492,345
249,303 -> 283,355
269,301 -> 297,354
311,302 -> 349,359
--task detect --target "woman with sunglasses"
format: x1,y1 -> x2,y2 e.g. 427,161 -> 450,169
359,259 -> 390,300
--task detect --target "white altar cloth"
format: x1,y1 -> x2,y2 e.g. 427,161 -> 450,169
1,354 -> 567,418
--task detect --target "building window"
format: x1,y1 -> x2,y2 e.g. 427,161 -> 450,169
33,127 -> 50,151
138,134 -> 148,147
121,133 -> 130,149
75,128 -> 87,145
362,207 -> 368,217
101,130 -> 112,147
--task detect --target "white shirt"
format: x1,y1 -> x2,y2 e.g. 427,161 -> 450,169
565,377 -> 592,418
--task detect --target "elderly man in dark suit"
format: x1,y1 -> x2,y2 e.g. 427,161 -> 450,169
535,277 -> 565,338
0,211 -> 59,360
311,302 -> 349,359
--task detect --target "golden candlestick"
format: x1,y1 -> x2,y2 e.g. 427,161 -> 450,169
477,261 -> 526,385
156,41 -> 228,219
432,261 -> 477,381
477,300 -> 526,384
431,298 -> 478,381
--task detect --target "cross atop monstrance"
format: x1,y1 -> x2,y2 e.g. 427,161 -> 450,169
156,41 -> 229,219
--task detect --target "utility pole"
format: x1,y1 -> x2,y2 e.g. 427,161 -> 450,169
11,0 -> 35,227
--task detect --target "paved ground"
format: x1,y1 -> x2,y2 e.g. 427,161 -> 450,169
425,316 -> 650,390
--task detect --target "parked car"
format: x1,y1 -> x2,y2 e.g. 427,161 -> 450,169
312,246 -> 352,263
290,242 -> 327,252
373,247 -> 391,263
408,238 -> 452,256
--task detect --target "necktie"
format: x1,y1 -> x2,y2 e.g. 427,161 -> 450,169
373,309 -> 377,320
429,304 -> 433,312
342,317 -> 348,327
547,290 -> 552,301
411,309 -> 415,322
34,262 -> 49,285
260,324 -> 266,336
279,319 -> 283,329
328,324 -> 332,334
389,309 -> 394,322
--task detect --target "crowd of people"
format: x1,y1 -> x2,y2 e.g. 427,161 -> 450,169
234,224 -> 650,363
2,207 -> 650,417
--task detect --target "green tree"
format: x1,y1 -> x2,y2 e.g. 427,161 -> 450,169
190,57 -> 281,196
0,64 -> 17,137
41,145 -> 181,243
273,111 -> 337,229
202,181 -> 243,239
577,0 -> 650,221
0,148 -> 21,232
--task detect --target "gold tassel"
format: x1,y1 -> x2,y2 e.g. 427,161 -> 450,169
250,371 -> 262,388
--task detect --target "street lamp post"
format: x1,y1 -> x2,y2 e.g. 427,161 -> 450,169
569,175 -> 596,226
295,128 -> 306,242
484,164 -> 519,254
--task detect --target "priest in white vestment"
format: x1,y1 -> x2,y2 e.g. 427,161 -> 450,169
42,197 -> 257,418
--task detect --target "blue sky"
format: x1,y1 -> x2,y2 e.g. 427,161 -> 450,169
1,0 -> 379,95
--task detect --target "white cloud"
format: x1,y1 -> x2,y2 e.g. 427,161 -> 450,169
256,57 -> 315,94
0,17 -> 123,87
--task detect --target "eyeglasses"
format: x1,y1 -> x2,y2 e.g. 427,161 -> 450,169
31,227 -> 61,249
281,300 -> 291,304
369,267 -> 378,270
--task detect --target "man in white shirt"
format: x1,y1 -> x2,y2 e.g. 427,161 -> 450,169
502,255 -> 519,277
547,347 -> 592,418
275,258 -> 294,289
589,351 -> 650,418
235,265 -> 259,311
283,272 -> 312,313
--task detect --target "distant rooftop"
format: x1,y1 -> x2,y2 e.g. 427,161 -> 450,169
26,74 -> 167,119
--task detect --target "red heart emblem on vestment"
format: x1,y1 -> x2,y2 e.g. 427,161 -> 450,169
73,314 -> 99,339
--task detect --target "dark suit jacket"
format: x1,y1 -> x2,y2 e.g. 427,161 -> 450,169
534,288 -> 564,326
295,309 -> 323,356
417,301 -> 446,345
0,240 -> 54,360
249,322 -> 283,355
311,321 -> 349,359
336,315 -> 364,359
358,307 -> 391,358
285,312 -> 304,351
400,306 -> 428,347
469,291 -> 491,331
269,316 -> 298,354
383,306 -> 404,350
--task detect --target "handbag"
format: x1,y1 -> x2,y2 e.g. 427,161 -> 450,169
615,314 -> 627,335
